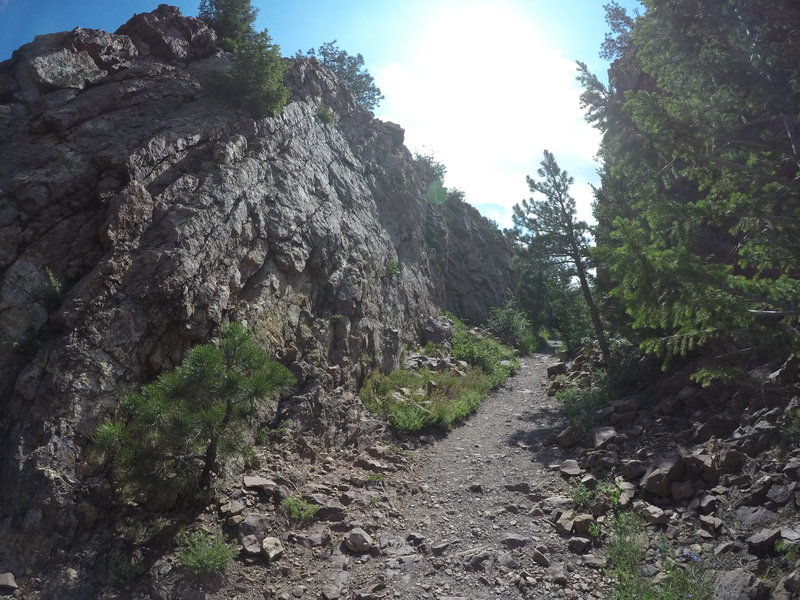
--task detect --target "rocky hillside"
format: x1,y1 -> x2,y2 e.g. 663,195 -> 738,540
0,5 -> 513,593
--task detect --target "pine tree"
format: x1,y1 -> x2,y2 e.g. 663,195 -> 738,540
512,150 -> 610,362
582,0 -> 800,372
95,323 -> 295,506
300,41 -> 384,110
199,0 -> 290,116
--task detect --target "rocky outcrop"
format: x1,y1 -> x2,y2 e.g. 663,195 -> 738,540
0,6 -> 512,595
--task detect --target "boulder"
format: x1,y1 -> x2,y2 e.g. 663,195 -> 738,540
344,528 -> 373,553
261,537 -> 284,562
572,514 -> 595,535
556,426 -> 579,448
547,362 -> 567,377
22,49 -> 106,93
713,568 -> 771,600
531,548 -> 550,567
559,459 -> 582,477
0,573 -> 18,592
670,480 -> 695,502
115,4 -> 216,61
736,506 -> 777,527
500,533 -> 529,549
746,528 -> 782,554
238,513 -> 272,541
590,426 -> 618,449
621,460 -> 648,480
243,475 -> 278,494
419,315 -> 454,346
568,536 -> 591,553
641,455 -> 684,497
641,503 -> 669,525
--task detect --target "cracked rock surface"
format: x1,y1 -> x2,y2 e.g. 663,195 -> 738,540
0,6 -> 512,593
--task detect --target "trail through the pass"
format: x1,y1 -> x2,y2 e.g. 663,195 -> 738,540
337,353 -> 610,600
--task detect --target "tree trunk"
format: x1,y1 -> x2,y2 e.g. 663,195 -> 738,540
573,253 -> 611,364
199,398 -> 233,489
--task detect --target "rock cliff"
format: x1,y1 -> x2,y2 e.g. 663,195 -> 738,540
0,5 -> 513,593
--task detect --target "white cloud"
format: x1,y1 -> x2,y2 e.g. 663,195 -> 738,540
374,0 -> 601,227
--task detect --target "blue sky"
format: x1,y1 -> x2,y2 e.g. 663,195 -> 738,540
0,0 -> 641,226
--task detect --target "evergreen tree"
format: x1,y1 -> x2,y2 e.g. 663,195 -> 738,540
199,0 -> 289,116
512,151 -> 610,362
95,323 -> 295,505
582,0 -> 800,373
300,41 -> 384,110
198,0 -> 257,50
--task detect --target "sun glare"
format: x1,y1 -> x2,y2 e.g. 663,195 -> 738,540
376,1 -> 601,226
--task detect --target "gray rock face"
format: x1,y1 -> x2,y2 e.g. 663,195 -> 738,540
0,6 -> 513,594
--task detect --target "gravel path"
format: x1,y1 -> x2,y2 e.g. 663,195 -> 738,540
336,354 -> 611,600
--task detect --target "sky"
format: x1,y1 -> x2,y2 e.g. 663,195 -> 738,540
0,0 -> 642,227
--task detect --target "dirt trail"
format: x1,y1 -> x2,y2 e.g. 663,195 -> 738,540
333,354 -> 610,600
182,353 -> 611,600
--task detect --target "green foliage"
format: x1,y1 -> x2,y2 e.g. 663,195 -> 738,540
776,539 -> 800,565
316,103 -> 334,124
449,314 -> 518,388
606,513 -> 713,600
199,0 -> 289,116
256,419 -> 290,445
299,40 -> 384,110
570,482 -> 596,509
281,496 -> 320,521
387,260 -> 401,276
587,521 -> 603,539
45,266 -> 62,298
95,323 -> 294,505
606,338 -> 659,394
413,151 -> 447,180
207,29 -> 289,117
177,529 -> 237,575
487,300 -> 538,354
557,385 -> 610,437
510,151 -> 610,361
198,0 -> 257,49
582,1 -> 800,371
360,367 -> 488,433
360,316 -> 517,433
512,249 -> 593,352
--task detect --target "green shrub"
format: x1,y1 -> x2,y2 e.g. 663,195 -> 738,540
199,0 -> 258,48
360,316 -> 517,433
95,323 -> 294,505
360,367 -> 489,432
570,482 -> 597,508
387,260 -> 401,276
299,40 -> 384,110
449,313 -> 518,388
207,30 -> 290,117
257,419 -> 290,445
556,385 -> 610,437
316,103 -> 334,124
606,338 -> 659,395
606,513 -> 713,600
281,496 -> 320,521
178,529 -> 237,575
487,300 -> 538,354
